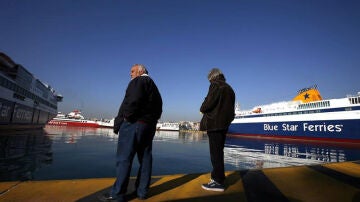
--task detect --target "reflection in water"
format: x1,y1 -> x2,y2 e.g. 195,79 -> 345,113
1,126 -> 360,181
0,130 -> 53,181
154,131 -> 208,143
224,137 -> 358,170
44,125 -> 118,144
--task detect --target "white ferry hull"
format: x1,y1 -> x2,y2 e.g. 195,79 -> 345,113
229,87 -> 360,143
0,97 -> 56,130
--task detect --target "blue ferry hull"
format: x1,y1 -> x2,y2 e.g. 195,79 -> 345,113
228,119 -> 360,142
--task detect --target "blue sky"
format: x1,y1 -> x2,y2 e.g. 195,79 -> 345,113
1,0 -> 359,121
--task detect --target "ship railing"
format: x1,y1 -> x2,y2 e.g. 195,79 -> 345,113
346,92 -> 360,98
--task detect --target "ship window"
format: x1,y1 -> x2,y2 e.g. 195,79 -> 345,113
8,81 -> 14,90
351,97 -> 360,104
3,79 -> 7,87
9,80 -> 13,89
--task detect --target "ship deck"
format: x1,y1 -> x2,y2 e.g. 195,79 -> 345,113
0,161 -> 359,201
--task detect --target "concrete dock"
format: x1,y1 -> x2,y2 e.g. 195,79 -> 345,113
1,160 -> 359,202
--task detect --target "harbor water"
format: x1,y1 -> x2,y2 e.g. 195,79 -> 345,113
1,125 -> 360,182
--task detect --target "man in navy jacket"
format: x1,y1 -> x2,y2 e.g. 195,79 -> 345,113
104,64 -> 162,201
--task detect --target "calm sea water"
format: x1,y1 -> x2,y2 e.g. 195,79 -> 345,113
1,125 -> 360,182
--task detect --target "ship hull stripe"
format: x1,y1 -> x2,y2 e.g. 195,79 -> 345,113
228,119 -> 360,141
235,106 -> 360,119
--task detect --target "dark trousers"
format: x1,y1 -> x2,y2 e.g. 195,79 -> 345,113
111,121 -> 156,199
207,130 -> 227,185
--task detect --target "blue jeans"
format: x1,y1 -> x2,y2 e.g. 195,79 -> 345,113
111,120 -> 156,199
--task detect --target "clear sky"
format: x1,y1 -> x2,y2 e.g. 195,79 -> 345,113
1,0 -> 359,122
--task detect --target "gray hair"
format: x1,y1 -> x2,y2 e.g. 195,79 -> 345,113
133,64 -> 148,74
207,68 -> 223,81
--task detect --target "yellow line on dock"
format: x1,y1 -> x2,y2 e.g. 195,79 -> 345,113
0,161 -> 359,202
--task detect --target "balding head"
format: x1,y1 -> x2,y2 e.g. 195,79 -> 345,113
130,64 -> 148,79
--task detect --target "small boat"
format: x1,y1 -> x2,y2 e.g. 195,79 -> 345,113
96,118 -> 114,128
228,85 -> 360,143
47,110 -> 99,127
156,122 -> 180,131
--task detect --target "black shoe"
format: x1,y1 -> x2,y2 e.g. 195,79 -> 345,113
99,193 -> 121,201
201,179 -> 225,192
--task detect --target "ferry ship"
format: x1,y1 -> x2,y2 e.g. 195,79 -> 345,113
0,52 -> 63,130
47,110 -> 99,127
47,110 -> 115,128
228,85 -> 360,143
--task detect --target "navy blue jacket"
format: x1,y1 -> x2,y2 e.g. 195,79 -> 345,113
113,75 -> 162,133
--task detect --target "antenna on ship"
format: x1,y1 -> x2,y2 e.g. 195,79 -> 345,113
235,102 -> 241,111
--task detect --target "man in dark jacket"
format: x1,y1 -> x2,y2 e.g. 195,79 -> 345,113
102,64 -> 162,201
200,68 -> 235,192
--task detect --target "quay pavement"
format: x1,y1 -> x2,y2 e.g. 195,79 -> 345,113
0,160 -> 359,201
